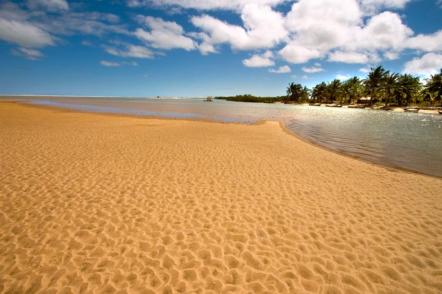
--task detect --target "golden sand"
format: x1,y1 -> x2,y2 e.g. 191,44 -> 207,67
0,102 -> 441,293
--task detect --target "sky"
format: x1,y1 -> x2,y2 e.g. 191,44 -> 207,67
0,0 -> 442,97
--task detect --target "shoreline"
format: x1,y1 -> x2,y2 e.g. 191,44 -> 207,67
8,100 -> 442,179
1,102 -> 441,293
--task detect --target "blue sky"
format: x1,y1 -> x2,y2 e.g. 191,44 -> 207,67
0,0 -> 441,97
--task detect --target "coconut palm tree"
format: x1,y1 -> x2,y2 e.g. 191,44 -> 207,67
364,66 -> 389,105
286,83 -> 309,103
312,82 -> 328,103
394,74 -> 422,106
424,69 -> 442,105
327,79 -> 343,103
382,73 -> 399,106
342,77 -> 363,104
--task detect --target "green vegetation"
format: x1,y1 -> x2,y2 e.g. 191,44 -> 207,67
216,67 -> 442,107
285,83 -> 310,103
215,94 -> 286,103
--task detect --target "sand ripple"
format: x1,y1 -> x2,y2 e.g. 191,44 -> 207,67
0,103 -> 441,293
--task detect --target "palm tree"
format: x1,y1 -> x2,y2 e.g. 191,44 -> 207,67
424,69 -> 442,105
286,83 -> 309,103
312,82 -> 328,103
394,74 -> 422,106
364,66 -> 389,105
342,77 -> 363,104
327,79 -> 342,103
382,73 -> 399,106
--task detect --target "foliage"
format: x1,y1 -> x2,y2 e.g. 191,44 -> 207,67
342,77 -> 364,104
218,67 -> 442,107
215,94 -> 285,103
424,69 -> 442,105
364,66 -> 389,104
286,83 -> 310,103
311,82 -> 328,103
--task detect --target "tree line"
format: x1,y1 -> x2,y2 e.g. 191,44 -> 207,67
286,67 -> 442,106
216,67 -> 442,107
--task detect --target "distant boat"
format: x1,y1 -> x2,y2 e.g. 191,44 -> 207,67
404,108 -> 419,113
205,96 -> 213,102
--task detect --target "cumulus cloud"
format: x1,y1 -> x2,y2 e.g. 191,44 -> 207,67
242,51 -> 274,67
2,0 -> 442,73
328,51 -> 375,64
106,45 -> 154,58
351,11 -> 413,52
406,30 -> 442,52
269,65 -> 291,74
302,64 -> 323,73
403,53 -> 442,76
27,0 -> 69,11
135,16 -> 195,50
277,0 -> 415,65
191,3 -> 287,51
358,0 -> 411,14
279,44 -> 321,64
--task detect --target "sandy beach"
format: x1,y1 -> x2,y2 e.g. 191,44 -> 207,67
0,102 -> 441,293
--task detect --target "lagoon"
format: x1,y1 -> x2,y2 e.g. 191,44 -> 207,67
16,97 -> 442,177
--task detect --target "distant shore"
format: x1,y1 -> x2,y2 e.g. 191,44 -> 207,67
215,96 -> 442,114
1,102 -> 441,293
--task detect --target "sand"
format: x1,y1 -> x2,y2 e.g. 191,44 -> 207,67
0,102 -> 441,294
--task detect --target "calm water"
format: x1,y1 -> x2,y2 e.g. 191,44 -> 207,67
12,97 -> 442,177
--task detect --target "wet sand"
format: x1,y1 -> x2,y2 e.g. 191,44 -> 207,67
0,102 -> 441,293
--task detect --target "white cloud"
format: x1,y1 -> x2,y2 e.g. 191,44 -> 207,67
100,60 -> 121,67
191,3 -> 287,51
406,30 -> 442,52
269,65 -> 291,74
13,47 -> 43,59
135,16 -> 195,50
336,74 -> 351,80
279,0 -> 415,65
0,18 -> 54,48
243,51 -> 274,67
285,0 -> 361,51
279,44 -> 321,64
359,66 -> 371,73
27,0 -> 69,11
351,11 -> 413,52
106,45 -> 154,58
403,53 -> 442,76
358,0 -> 411,14
128,0 -> 285,11
302,64 -> 323,73
328,51 -> 374,64
280,0 -> 361,64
